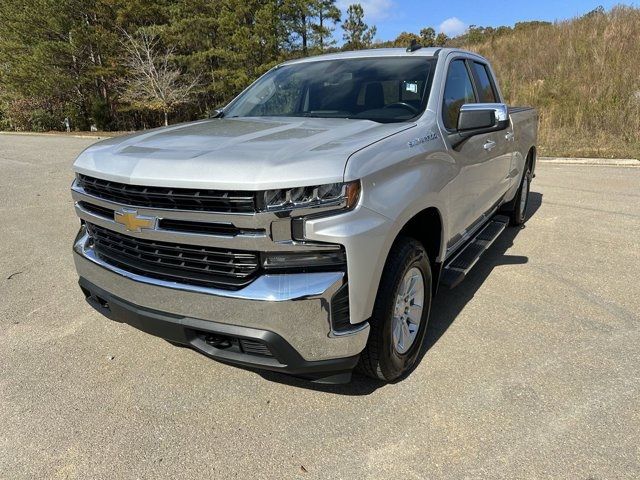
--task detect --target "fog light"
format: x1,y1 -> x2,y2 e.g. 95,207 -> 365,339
262,250 -> 346,270
204,334 -> 232,349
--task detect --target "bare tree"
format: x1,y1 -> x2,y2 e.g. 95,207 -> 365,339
120,30 -> 199,126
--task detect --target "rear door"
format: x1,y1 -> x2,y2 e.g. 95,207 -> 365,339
468,60 -> 513,213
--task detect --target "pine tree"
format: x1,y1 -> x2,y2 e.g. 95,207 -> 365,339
310,0 -> 341,51
0,0 -> 96,128
342,4 -> 376,50
283,0 -> 312,55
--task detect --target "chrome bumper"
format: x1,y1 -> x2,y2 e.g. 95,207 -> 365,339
73,232 -> 369,362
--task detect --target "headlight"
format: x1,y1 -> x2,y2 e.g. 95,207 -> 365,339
261,180 -> 360,212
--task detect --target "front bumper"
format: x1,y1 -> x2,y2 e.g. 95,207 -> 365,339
73,231 -> 369,379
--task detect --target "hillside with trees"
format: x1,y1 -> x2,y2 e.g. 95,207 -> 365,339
0,2 -> 638,158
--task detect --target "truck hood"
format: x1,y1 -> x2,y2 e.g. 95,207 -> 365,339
74,117 -> 415,190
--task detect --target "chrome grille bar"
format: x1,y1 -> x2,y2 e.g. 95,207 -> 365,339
78,174 -> 256,213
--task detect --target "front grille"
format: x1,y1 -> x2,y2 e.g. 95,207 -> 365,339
87,223 -> 259,289
77,174 -> 256,213
157,218 -> 253,236
81,202 -> 114,219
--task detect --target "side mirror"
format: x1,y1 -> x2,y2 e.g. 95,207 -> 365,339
450,103 -> 509,148
209,109 -> 224,119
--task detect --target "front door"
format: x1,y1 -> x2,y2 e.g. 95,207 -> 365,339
441,58 -> 510,251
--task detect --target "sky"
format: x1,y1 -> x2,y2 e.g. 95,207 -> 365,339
335,0 -> 637,40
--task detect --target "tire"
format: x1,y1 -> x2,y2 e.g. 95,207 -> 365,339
357,237 -> 432,382
507,161 -> 532,226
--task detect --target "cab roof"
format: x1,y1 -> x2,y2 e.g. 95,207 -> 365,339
282,48 -> 485,66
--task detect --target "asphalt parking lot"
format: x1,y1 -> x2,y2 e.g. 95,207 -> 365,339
1,134 -> 639,479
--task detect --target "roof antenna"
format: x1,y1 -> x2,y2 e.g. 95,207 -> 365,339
407,39 -> 422,52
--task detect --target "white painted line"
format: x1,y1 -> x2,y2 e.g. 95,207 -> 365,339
539,157 -> 640,166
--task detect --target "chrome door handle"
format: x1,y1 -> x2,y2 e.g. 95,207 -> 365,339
505,131 -> 515,141
483,140 -> 496,151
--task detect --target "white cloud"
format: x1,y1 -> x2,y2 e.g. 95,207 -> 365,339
337,0 -> 396,22
438,17 -> 468,37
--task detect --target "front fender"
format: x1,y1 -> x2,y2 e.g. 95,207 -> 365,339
306,159 -> 451,324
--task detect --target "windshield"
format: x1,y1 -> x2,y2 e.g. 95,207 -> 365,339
225,57 -> 436,123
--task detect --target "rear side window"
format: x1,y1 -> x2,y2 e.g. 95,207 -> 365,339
442,60 -> 476,130
471,62 -> 498,103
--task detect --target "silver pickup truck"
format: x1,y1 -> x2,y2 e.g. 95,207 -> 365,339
71,47 -> 537,383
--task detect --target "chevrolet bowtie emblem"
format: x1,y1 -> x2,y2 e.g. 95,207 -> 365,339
114,209 -> 157,232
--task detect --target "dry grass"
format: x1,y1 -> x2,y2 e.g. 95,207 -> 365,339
465,6 -> 640,159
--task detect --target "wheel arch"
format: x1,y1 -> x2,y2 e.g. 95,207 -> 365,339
396,206 -> 445,294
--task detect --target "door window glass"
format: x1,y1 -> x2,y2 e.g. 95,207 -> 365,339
442,60 -> 476,129
471,62 -> 498,103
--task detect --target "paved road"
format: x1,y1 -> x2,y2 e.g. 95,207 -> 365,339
1,134 -> 639,479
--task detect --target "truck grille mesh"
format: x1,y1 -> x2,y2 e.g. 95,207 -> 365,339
87,224 -> 259,289
78,174 -> 256,213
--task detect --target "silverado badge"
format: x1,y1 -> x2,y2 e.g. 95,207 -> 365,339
408,131 -> 438,148
114,209 -> 157,232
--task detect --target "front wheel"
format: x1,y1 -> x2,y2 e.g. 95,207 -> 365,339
357,237 -> 432,382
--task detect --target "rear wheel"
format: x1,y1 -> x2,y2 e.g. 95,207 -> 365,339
507,162 -> 532,226
358,237 -> 432,382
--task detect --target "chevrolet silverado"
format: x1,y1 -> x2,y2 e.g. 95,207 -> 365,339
71,47 -> 538,383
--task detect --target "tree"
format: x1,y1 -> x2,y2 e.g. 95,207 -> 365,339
435,32 -> 449,46
342,4 -> 376,50
119,29 -> 199,126
212,0 -> 289,101
283,0 -> 312,55
420,27 -> 436,47
284,0 -> 341,54
392,32 -> 421,48
310,0 -> 341,51
0,0 -> 91,127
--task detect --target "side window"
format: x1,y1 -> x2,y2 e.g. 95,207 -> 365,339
471,62 -> 498,103
442,59 -> 476,130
